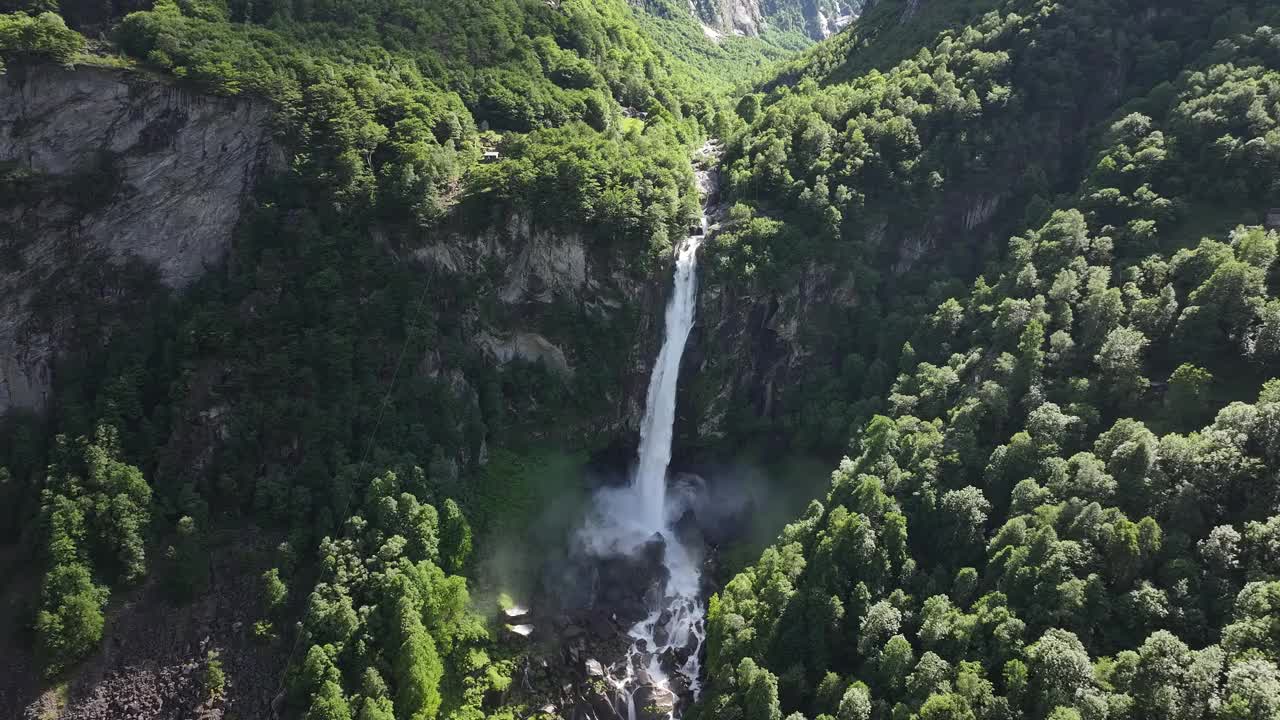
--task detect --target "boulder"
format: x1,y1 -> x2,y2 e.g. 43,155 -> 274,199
633,684 -> 675,720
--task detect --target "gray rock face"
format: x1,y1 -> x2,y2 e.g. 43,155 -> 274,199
417,211 -> 598,305
476,331 -> 574,377
693,256 -> 861,442
0,62 -> 276,414
416,209 -> 663,435
693,0 -> 764,37
689,0 -> 862,40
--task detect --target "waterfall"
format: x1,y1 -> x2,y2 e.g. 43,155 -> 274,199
634,230 -> 703,533
611,148 -> 718,720
575,142 -> 720,720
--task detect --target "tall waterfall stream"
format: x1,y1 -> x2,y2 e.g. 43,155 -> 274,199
611,172 -> 711,720
574,143 -> 720,720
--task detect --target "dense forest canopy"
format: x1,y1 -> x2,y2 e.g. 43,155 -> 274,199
2,0 -> 1280,719
698,3 -> 1280,720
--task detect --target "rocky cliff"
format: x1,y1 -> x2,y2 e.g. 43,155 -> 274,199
690,0 -> 862,40
684,185 -> 1012,451
417,209 -> 668,440
0,62 -> 277,415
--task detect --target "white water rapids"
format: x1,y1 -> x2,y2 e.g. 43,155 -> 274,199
578,145 -> 719,720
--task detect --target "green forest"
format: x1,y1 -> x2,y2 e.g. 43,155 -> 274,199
2,0 -> 1280,718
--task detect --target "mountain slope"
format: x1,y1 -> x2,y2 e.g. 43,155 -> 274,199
688,0 -> 1276,452
697,3 -> 1280,719
0,1 -> 730,716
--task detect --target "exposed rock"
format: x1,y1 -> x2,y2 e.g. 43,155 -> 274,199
1,531 -> 290,720
692,253 -> 859,442
689,0 -> 862,41
692,0 -> 764,37
0,62 -> 277,415
413,207 -> 661,436
690,181 -> 1013,443
633,684 -> 675,720
416,211 -> 592,305
476,330 -> 573,376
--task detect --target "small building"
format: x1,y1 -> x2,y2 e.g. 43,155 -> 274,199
1266,208 -> 1280,229
481,150 -> 501,164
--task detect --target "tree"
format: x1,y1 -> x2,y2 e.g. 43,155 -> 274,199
908,653 -> 953,705
34,562 -> 107,676
918,693 -> 976,720
166,515 -> 207,600
307,680 -> 352,720
262,567 -> 288,615
82,428 -> 151,582
394,597 -> 443,720
0,11 -> 85,63
203,650 -> 227,701
1253,300 -> 1280,362
1217,658 -> 1280,720
737,658 -> 782,720
938,487 -> 991,556
357,696 -> 396,720
1025,629 -> 1093,716
1096,327 -> 1150,405
879,636 -> 915,694
1166,364 -> 1213,426
859,601 -> 902,658
439,498 -> 472,574
816,672 -> 850,716
1016,319 -> 1046,395
836,683 -> 871,720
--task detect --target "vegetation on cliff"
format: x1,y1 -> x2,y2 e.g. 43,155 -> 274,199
699,3 -> 1280,718
706,0 -> 1280,449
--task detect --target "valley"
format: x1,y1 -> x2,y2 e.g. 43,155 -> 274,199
2,1 -> 1280,719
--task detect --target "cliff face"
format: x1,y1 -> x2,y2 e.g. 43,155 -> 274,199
418,210 -> 667,439
690,0 -> 862,40
0,63 -> 667,467
0,63 -> 277,414
684,186 -> 1011,449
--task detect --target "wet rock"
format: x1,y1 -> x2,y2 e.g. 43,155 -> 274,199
578,686 -> 625,720
585,659 -> 605,678
641,533 -> 667,565
658,648 -> 680,675
669,673 -> 692,700
673,645 -> 692,668
634,684 -> 676,720
585,610 -> 616,641
672,508 -> 700,545
653,622 -> 670,647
